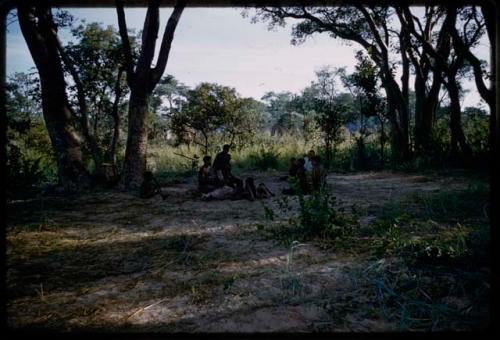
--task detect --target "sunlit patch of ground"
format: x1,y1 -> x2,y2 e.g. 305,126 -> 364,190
6,171 -> 489,332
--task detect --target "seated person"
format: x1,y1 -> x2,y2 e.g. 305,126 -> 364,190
311,156 -> 327,191
213,144 -> 243,189
201,185 -> 234,201
198,155 -> 221,194
242,177 -> 275,201
256,182 -> 275,199
140,171 -> 167,200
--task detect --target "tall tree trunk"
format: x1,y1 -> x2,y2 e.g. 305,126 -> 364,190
117,0 -> 187,190
17,2 -> 90,190
413,72 -> 440,154
378,116 -> 385,168
384,83 -> 409,161
121,91 -> 151,189
413,71 -> 426,152
108,68 -> 125,165
446,74 -> 473,165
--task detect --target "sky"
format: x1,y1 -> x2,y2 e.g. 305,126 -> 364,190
5,7 -> 490,109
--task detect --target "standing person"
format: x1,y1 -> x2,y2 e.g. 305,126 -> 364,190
296,158 -> 311,194
213,144 -> 243,189
289,157 -> 301,177
282,158 -> 310,195
304,150 -> 316,173
311,156 -> 327,191
198,155 -> 220,194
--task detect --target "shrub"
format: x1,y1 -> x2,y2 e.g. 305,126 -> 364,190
247,146 -> 280,170
7,142 -> 47,199
263,184 -> 357,244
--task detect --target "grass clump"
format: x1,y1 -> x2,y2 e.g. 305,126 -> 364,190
262,185 -> 358,246
359,256 -> 490,331
371,218 -> 473,266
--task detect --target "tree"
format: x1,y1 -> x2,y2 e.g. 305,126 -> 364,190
395,5 -> 447,154
248,5 -> 411,160
315,101 -> 347,168
400,5 -> 476,164
6,72 -> 56,198
148,75 -> 188,143
169,83 -> 264,154
17,2 -> 90,190
261,91 -> 301,137
116,0 -> 188,190
307,66 -> 352,166
345,51 -> 388,167
63,22 -> 130,167
224,97 -> 267,148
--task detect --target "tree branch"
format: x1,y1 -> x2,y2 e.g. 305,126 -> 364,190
136,0 -> 160,79
116,0 -> 135,86
151,0 -> 188,87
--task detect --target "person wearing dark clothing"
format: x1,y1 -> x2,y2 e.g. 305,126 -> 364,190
311,156 -> 327,191
140,171 -> 167,200
288,157 -> 300,177
198,155 -> 221,194
282,158 -> 310,195
279,157 -> 299,181
296,158 -> 311,194
256,182 -> 274,198
213,144 -> 243,189
241,177 -> 274,201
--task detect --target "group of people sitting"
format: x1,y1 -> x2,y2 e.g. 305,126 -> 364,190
139,146 -> 328,201
283,149 -> 327,195
198,144 -> 274,201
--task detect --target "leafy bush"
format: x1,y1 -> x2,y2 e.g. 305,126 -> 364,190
7,119 -> 56,199
263,185 -> 356,244
7,142 -> 47,199
247,146 -> 280,170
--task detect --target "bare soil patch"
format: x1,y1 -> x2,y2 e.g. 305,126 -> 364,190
6,171 -> 489,332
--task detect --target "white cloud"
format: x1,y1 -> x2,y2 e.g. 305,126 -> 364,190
6,6 -> 490,108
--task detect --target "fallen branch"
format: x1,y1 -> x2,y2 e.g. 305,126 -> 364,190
127,298 -> 169,320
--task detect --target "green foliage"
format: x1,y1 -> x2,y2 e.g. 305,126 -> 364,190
412,181 -> 489,221
6,73 -> 57,199
231,135 -> 311,172
463,109 -> 489,166
247,146 -> 280,170
371,218 -> 472,265
7,143 -> 46,199
263,186 -> 356,244
148,75 -> 189,143
328,139 -> 383,171
64,21 -> 130,163
169,82 -> 266,153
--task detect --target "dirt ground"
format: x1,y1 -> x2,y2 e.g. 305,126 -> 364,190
6,171 -> 489,332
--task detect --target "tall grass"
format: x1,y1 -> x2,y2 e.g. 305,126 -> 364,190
148,135 -> 315,176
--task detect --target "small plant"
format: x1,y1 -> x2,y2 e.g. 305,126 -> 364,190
280,241 -> 303,298
223,274 -> 239,293
262,186 -> 357,245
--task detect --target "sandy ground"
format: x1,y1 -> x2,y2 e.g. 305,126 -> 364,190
6,171 -> 485,332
